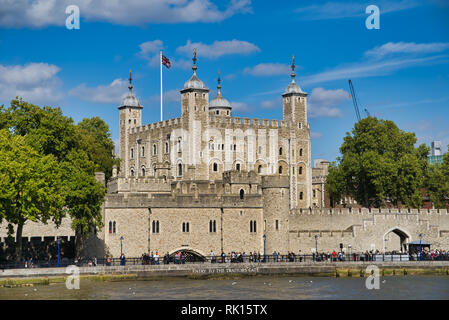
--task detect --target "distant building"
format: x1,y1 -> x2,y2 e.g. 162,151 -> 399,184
428,141 -> 444,165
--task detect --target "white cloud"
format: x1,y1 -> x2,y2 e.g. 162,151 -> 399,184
0,0 -> 252,28
231,101 -> 251,113
137,40 -> 191,69
150,89 -> 180,103
243,63 -> 290,76
295,0 -> 421,20
302,55 -> 448,85
308,87 -> 349,118
365,42 -> 449,59
260,98 -> 280,109
0,62 -> 62,104
177,39 -> 260,59
69,78 -> 129,103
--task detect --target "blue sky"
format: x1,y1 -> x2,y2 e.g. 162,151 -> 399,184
1,0 -> 449,163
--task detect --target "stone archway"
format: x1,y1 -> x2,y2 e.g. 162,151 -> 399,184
383,227 -> 412,253
169,248 -> 206,262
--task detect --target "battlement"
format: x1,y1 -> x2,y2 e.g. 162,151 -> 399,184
105,192 -> 263,208
223,170 -> 261,184
208,116 -> 301,130
130,117 -> 182,134
107,176 -> 172,193
290,207 -> 449,216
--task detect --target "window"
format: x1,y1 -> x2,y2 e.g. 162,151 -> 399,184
227,111 -> 229,115
300,192 -> 303,200
240,189 -> 244,199
213,163 -> 218,172
236,163 -> 241,171
279,166 -> 283,174
299,148 -> 303,157
258,146 -> 262,154
141,167 -> 146,177
153,144 -> 157,155
209,220 -> 216,233
152,221 -> 160,233
250,220 -> 257,233
165,142 -> 169,153
182,222 -> 190,233
177,138 -> 182,152
275,220 -> 279,231
113,221 -> 116,233
313,189 -> 316,198
279,147 -> 283,156
141,146 -> 145,157
216,110 -> 219,115
130,168 -> 135,177
130,148 -> 134,159
109,221 -> 112,233
178,163 -> 183,177
298,123 -> 302,129
299,166 -> 302,175
258,165 -> 262,174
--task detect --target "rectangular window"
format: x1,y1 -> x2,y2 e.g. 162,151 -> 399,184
275,219 -> 279,231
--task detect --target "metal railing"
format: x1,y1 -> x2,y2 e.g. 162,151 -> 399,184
2,252 -> 448,269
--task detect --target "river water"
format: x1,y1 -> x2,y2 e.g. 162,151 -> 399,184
1,275 -> 448,300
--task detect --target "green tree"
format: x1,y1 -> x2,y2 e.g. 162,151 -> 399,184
61,150 -> 106,255
327,117 -> 428,208
76,117 -> 117,181
425,151 -> 449,209
325,162 -> 346,207
0,130 -> 66,261
0,99 -> 110,257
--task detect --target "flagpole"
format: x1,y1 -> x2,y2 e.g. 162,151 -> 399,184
160,50 -> 163,122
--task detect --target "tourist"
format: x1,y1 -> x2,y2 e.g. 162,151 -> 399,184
210,250 -> 215,263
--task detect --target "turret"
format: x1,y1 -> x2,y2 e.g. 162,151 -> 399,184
282,56 -> 307,125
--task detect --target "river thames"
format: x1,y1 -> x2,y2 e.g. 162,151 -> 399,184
0,275 -> 448,300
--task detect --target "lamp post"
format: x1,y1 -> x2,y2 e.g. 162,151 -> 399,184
263,234 -> 266,263
419,233 -> 422,261
314,235 -> 318,261
120,236 -> 124,257
57,236 -> 60,267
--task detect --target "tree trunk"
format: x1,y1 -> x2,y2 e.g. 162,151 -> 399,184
15,223 -> 24,263
74,225 -> 84,258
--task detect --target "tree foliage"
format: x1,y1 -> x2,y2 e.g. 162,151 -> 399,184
0,98 -> 114,259
425,154 -> 449,209
0,130 -> 66,261
326,117 -> 429,208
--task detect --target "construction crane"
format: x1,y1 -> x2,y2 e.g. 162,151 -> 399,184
348,79 -> 361,122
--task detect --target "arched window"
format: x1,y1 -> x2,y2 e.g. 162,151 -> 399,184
279,166 -> 283,174
113,221 -> 116,233
253,221 -> 257,233
178,163 -> 183,176
213,162 -> 218,172
250,221 -> 253,233
109,221 -> 112,234
236,163 -> 240,171
209,220 -> 212,233
130,168 -> 135,177
299,166 -> 302,175
300,192 -> 303,200
182,222 -> 185,232
240,189 -> 244,199
279,147 -> 283,156
142,167 -> 146,177
152,220 -> 155,233
141,146 -> 145,157
153,144 -> 157,155
186,222 -> 189,233
156,221 -> 159,233
213,220 -> 216,233
258,165 -> 262,174
165,142 -> 169,153
178,138 -> 182,152
130,148 -> 134,159
299,148 -> 303,157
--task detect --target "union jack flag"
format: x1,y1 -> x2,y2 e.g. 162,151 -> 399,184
162,54 -> 171,69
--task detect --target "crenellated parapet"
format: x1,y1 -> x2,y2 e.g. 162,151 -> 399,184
289,207 -> 449,216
